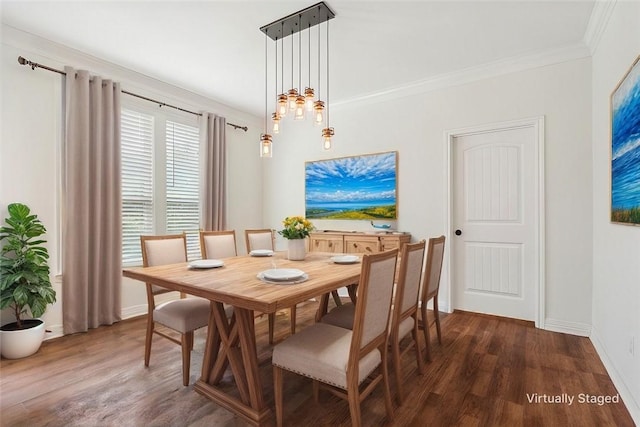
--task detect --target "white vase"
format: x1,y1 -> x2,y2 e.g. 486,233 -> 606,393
0,319 -> 46,359
287,238 -> 306,261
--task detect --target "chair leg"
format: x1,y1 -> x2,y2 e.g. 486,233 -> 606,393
312,379 -> 320,403
412,316 -> 425,375
181,332 -> 194,386
144,316 -> 154,367
268,313 -> 276,345
289,305 -> 297,335
421,304 -> 432,363
331,290 -> 342,306
347,383 -> 362,427
273,366 -> 284,427
433,297 -> 442,344
390,332 -> 404,405
380,343 -> 395,422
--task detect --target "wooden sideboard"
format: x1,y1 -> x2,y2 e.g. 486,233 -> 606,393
309,231 -> 411,254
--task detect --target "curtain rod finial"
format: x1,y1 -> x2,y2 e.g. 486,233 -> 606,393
18,56 -> 26,65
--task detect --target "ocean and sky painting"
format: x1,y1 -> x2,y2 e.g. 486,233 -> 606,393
305,151 -> 397,220
611,56 -> 640,225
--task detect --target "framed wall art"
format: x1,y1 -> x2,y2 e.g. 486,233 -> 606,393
305,151 -> 398,220
611,55 -> 640,226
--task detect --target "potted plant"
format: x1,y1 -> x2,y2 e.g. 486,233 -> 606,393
0,202 -> 56,359
278,216 -> 314,260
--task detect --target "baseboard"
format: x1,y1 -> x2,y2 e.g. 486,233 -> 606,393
43,323 -> 64,341
543,317 -> 591,337
591,327 -> 640,425
122,304 -> 147,320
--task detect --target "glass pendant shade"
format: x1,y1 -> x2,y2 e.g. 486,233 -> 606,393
304,87 -> 315,112
287,88 -> 298,111
322,127 -> 334,150
294,96 -> 306,120
313,100 -> 325,125
272,112 -> 281,134
277,94 -> 288,117
260,133 -> 273,157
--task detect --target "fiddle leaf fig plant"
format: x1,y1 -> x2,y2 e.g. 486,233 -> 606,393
0,203 -> 56,329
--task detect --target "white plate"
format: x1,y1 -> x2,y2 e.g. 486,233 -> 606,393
261,268 -> 305,281
257,272 -> 309,285
189,259 -> 224,269
250,249 -> 274,257
330,255 -> 360,264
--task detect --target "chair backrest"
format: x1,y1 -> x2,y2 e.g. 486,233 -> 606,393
140,234 -> 187,295
245,229 -> 274,252
394,240 -> 427,319
350,249 -> 398,357
421,235 -> 445,303
200,230 -> 237,259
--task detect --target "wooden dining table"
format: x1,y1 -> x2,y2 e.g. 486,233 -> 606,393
122,251 -> 362,426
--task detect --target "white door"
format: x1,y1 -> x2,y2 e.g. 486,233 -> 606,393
451,121 -> 542,322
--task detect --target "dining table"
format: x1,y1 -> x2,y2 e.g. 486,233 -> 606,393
122,251 -> 362,426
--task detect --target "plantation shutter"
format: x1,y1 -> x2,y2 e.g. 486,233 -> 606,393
121,109 -> 154,266
165,120 -> 201,260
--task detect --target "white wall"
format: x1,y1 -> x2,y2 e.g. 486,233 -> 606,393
264,58 -> 593,333
0,26 -> 264,335
590,1 -> 640,422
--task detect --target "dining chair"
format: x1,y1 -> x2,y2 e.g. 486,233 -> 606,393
244,228 -> 275,254
388,240 -> 426,404
140,234 -> 211,386
199,230 -> 238,259
320,240 -> 427,404
418,235 -> 446,362
272,249 -> 398,427
244,229 -> 296,344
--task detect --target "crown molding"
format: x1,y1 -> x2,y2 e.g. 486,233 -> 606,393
333,42 -> 591,111
583,0 -> 617,56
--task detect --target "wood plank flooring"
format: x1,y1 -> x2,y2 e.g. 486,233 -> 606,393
0,300 -> 635,427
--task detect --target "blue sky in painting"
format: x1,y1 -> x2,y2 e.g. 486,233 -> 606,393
611,59 -> 640,210
305,152 -> 396,206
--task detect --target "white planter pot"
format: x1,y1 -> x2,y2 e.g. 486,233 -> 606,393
287,238 -> 306,261
1,319 -> 45,359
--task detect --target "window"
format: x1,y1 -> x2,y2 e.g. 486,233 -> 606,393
121,107 -> 200,266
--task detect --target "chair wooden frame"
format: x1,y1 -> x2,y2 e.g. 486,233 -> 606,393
273,249 -> 398,427
199,230 -> 238,259
244,229 -> 296,345
418,235 -> 446,362
388,239 -> 426,404
243,229 -> 275,255
140,233 -> 209,386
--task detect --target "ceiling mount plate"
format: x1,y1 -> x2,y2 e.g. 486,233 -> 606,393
260,1 -> 335,41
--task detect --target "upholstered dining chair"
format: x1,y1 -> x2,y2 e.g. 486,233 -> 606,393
244,229 -> 296,344
140,234 -> 210,386
418,235 -> 446,362
388,240 -> 426,404
272,249 -> 398,427
320,240 -> 427,404
199,230 -> 238,259
244,229 -> 275,254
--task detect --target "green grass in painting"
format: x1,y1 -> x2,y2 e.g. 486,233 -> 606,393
611,207 -> 640,225
306,205 -> 396,220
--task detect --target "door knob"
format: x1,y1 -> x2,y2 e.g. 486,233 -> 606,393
455,229 -> 462,236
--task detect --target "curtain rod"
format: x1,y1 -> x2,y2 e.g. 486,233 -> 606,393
17,56 -> 248,132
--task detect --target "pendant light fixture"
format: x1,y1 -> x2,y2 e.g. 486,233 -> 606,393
259,1 -> 335,156
260,33 -> 273,158
321,16 -> 333,150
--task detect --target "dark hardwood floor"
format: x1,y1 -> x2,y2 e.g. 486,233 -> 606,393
0,300 -> 635,427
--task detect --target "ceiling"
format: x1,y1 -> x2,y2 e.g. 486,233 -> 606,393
1,1 -> 596,117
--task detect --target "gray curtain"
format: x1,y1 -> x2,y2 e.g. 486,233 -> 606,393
63,67 -> 122,334
201,113 -> 226,230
